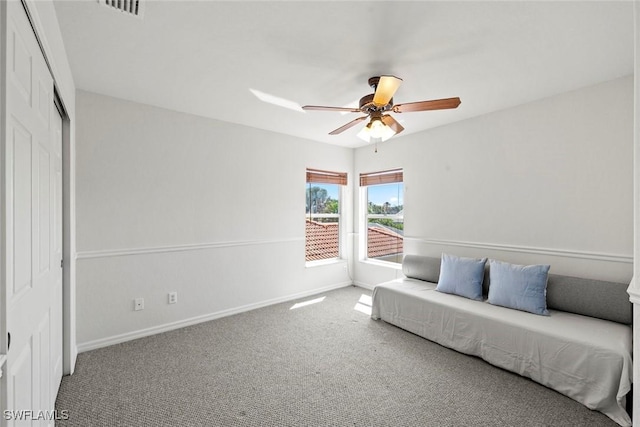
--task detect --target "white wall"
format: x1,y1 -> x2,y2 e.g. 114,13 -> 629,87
355,76 -> 634,287
76,75 -> 633,349
75,91 -> 354,349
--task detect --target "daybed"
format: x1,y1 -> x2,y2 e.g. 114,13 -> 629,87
371,255 -> 633,426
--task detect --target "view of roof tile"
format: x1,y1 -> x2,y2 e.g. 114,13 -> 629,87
367,226 -> 403,259
305,220 -> 339,261
305,219 -> 403,261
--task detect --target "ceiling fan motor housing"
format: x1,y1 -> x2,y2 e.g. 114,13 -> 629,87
359,93 -> 393,113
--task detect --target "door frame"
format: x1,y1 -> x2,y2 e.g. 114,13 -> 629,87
55,93 -> 75,376
53,92 -> 73,375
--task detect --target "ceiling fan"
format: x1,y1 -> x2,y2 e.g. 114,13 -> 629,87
302,76 -> 461,143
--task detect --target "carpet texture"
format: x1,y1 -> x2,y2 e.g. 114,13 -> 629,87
56,286 -> 616,426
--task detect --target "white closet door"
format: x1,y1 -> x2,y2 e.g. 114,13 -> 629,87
3,1 -> 62,425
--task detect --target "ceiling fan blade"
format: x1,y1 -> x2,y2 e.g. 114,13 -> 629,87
302,105 -> 361,113
373,75 -> 403,107
393,97 -> 461,113
381,115 -> 405,135
329,116 -> 368,135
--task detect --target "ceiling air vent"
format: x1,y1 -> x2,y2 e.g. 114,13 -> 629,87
99,0 -> 145,18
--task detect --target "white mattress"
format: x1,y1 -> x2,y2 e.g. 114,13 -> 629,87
371,279 -> 633,426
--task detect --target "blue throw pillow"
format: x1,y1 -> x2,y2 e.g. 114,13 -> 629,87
488,260 -> 550,315
436,253 -> 487,301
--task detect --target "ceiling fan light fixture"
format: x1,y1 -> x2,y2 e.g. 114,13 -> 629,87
357,117 -> 396,143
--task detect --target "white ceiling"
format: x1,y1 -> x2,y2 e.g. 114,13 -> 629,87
53,0 -> 634,148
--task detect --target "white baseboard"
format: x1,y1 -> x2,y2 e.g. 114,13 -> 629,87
353,281 -> 375,291
77,281 -> 352,353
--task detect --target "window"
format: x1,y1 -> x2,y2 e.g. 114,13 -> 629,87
360,169 -> 404,263
305,169 -> 347,262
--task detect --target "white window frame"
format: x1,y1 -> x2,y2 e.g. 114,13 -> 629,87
305,171 -> 346,266
359,170 -> 404,266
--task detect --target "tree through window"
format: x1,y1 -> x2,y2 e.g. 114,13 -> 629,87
305,169 -> 346,262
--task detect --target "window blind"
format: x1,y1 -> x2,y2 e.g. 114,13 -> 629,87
306,168 -> 348,185
359,168 -> 403,186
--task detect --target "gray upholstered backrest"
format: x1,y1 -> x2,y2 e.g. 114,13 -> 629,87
401,255 -> 632,325
402,255 -> 491,294
402,255 -> 440,283
482,266 -> 491,297
546,274 -> 632,325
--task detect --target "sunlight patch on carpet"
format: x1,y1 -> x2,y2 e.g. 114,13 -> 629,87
290,296 -> 326,310
354,294 -> 372,315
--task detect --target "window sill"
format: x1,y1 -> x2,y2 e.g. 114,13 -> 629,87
360,259 -> 403,270
305,258 -> 346,268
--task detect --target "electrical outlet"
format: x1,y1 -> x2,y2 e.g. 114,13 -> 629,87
168,292 -> 178,304
134,298 -> 144,311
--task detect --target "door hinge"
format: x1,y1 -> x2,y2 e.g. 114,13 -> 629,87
60,259 -> 63,268
7,333 -> 10,351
